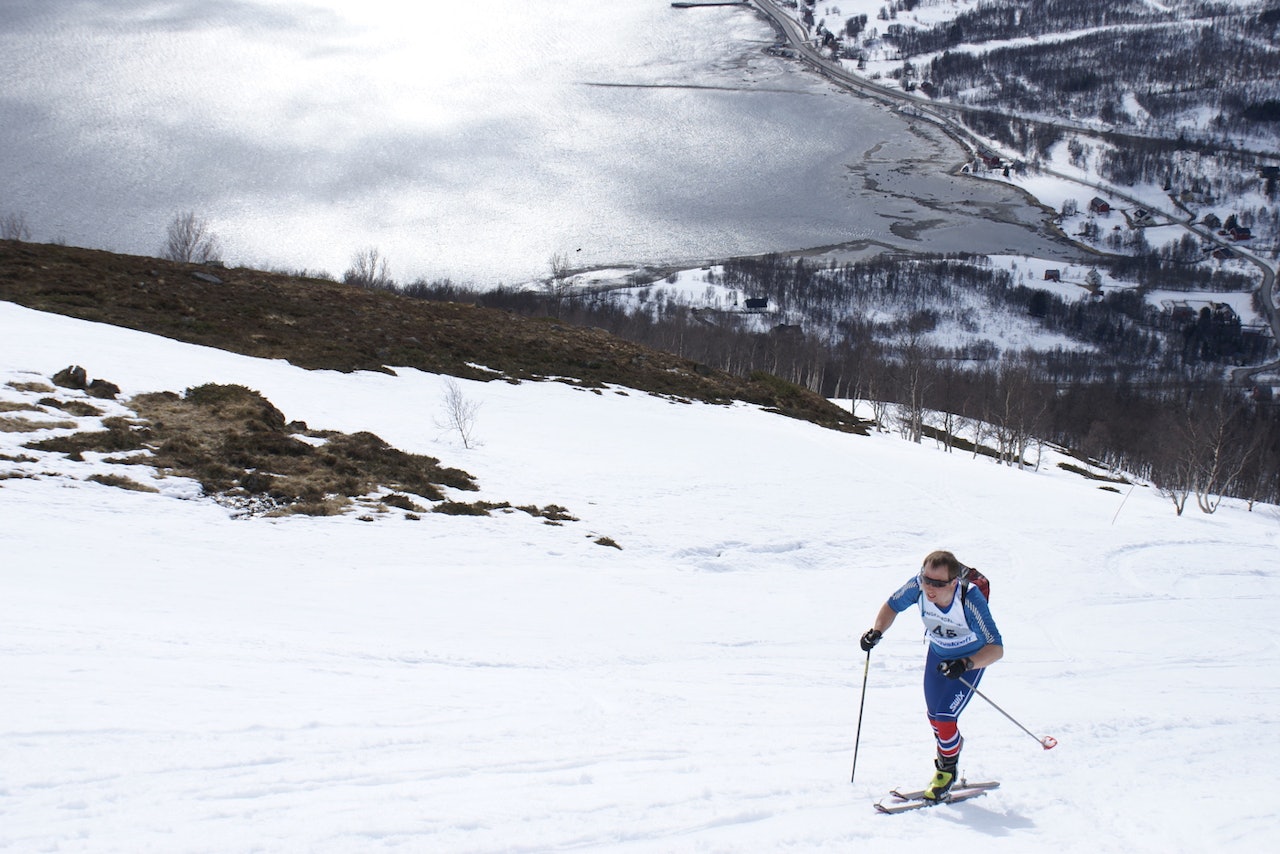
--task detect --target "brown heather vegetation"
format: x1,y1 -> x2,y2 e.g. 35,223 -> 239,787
0,240 -> 867,433
87,472 -> 159,493
1,240 -> 869,524
23,382 -> 479,515
1,414 -> 77,432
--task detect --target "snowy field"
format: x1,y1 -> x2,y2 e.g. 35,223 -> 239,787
2,300 -> 1278,852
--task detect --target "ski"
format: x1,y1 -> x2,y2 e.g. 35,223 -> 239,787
889,780 -> 1000,801
874,780 -> 1000,815
875,785 -> 995,814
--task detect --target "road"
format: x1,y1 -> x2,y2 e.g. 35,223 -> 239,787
749,1 -> 1280,162
747,0 -> 1280,384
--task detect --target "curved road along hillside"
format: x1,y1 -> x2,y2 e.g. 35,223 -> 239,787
747,0 -> 1279,382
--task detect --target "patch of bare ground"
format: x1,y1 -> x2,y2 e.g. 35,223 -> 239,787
14,380 -> 588,522
0,240 -> 867,434
14,380 -> 473,515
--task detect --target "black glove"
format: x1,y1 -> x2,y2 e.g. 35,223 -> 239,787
938,657 -> 973,679
860,628 -> 882,652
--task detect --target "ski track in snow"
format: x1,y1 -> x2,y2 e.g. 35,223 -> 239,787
2,301 -> 1278,852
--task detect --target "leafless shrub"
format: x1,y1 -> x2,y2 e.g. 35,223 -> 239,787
163,211 -> 223,264
343,247 -> 394,290
1,212 -> 32,241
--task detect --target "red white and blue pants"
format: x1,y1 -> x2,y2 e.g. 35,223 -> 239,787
923,645 -> 984,758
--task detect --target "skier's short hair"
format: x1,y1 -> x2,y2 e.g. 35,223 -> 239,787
922,550 -> 962,580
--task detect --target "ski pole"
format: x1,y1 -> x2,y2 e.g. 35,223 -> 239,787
850,649 -> 872,782
959,676 -> 1058,750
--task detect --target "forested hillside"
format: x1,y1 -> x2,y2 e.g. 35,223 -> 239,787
795,1 -> 1280,244
409,248 -> 1280,512
840,1 -> 1280,143
724,0 -> 1279,510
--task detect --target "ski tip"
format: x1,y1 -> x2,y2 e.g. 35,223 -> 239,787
1041,736 -> 1058,750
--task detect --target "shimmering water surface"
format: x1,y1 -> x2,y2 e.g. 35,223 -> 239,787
0,1 -> 1079,284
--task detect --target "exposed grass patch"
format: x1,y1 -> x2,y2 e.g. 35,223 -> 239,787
25,417 -> 147,451
425,500 -> 587,522
39,398 -> 104,416
433,500 -> 492,516
284,497 -> 348,516
0,400 -> 40,413
6,381 -> 54,393
102,453 -> 151,464
2,415 -> 79,433
594,536 -> 622,549
129,384 -> 478,514
19,382 -> 480,516
518,503 -> 579,523
7,373 -> 601,527
383,493 -> 426,513
87,472 -> 159,493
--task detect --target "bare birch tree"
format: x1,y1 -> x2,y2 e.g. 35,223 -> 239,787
1,211 -> 32,241
436,378 -> 481,449
344,247 -> 394,290
1152,389 -> 1257,515
163,211 -> 222,263
1187,393 -> 1259,514
547,252 -> 572,297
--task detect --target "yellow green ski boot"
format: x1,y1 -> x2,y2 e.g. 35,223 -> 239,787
923,755 -> 959,801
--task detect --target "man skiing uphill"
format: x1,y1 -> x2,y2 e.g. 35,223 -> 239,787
860,550 -> 1003,801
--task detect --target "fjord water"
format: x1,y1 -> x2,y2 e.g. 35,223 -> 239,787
0,0 -> 1072,283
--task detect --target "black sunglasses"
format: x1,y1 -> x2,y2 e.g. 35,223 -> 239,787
919,573 -> 952,588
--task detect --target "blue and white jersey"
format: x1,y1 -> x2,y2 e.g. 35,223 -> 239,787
887,575 -> 1002,659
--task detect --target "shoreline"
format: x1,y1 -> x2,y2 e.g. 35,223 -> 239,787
554,2 -> 1097,287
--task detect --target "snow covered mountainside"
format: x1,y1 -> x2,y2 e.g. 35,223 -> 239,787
764,0 -> 1280,353
2,300 -> 1276,852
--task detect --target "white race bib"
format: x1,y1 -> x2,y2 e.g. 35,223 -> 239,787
920,595 -> 978,650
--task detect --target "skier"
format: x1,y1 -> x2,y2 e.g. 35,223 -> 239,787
859,549 -> 1003,801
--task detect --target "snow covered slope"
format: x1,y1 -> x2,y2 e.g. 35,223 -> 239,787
1,300 -> 1275,852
